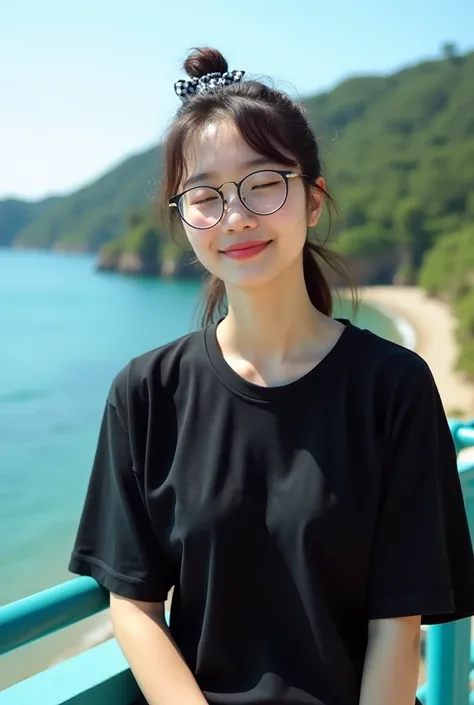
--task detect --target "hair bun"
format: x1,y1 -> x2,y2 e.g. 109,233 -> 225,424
183,47 -> 229,79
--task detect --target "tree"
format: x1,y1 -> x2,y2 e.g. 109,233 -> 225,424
443,42 -> 457,59
127,209 -> 147,229
393,198 -> 427,283
419,226 -> 474,380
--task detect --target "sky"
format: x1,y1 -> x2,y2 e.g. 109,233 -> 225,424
1,0 -> 473,201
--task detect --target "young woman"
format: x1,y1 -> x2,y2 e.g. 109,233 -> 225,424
68,48 -> 474,705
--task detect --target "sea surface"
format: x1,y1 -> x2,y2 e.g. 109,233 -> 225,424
0,248 -> 403,688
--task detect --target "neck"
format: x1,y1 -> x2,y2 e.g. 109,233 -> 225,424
218,257 -> 330,362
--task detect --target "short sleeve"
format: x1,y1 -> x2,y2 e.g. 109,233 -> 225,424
368,354 -> 474,625
68,378 -> 174,602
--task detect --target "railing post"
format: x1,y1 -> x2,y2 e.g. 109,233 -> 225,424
449,420 -> 474,456
426,619 -> 471,705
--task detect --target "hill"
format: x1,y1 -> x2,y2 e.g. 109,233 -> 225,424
419,224 -> 474,382
1,45 -> 472,267
0,196 -> 60,247
1,148 -> 160,251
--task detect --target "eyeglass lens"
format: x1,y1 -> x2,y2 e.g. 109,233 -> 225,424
178,171 -> 288,228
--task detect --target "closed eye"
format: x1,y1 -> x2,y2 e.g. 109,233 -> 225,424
251,180 -> 281,190
192,196 -> 219,205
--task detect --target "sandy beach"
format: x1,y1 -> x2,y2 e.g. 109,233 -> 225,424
360,286 -> 474,461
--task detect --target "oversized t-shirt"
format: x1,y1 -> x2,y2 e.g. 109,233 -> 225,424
68,318 -> 474,705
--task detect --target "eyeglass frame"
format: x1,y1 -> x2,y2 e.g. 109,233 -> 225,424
168,169 -> 305,230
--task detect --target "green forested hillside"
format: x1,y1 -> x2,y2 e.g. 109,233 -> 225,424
103,49 -> 474,284
1,46 -> 472,260
2,148 -> 160,251
0,196 -> 59,247
419,225 -> 474,380
304,51 -> 474,264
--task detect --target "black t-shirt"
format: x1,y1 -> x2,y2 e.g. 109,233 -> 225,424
69,318 -> 474,705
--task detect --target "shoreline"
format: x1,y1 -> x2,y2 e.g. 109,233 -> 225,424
359,285 -> 474,468
359,285 -> 474,418
364,296 -> 418,352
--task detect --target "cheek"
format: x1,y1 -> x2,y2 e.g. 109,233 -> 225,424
270,199 -> 308,244
183,226 -> 217,259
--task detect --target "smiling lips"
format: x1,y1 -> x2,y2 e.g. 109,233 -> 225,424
220,240 -> 272,260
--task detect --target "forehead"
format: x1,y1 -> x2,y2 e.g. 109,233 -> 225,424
183,121 -> 260,176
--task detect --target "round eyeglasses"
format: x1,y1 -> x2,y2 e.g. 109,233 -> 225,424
168,169 -> 303,230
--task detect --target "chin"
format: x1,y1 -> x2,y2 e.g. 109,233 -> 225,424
197,261 -> 278,289
222,270 -> 280,289
218,259 -> 291,290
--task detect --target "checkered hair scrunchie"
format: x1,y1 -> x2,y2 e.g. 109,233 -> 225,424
174,69 -> 246,101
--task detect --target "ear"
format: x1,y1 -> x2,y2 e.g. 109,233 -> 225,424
308,176 -> 326,228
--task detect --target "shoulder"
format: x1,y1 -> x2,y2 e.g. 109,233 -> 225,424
345,321 -> 440,423
348,320 -> 434,388
106,326 -> 209,420
344,322 -> 449,463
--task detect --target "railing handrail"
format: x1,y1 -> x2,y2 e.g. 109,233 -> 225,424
449,419 -> 474,454
2,463 -> 474,681
459,427 -> 474,445
0,576 -> 108,656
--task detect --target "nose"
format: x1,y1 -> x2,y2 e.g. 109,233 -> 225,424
220,184 -> 258,233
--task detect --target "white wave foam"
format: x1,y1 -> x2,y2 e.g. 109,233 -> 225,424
365,300 -> 417,351
392,315 -> 417,351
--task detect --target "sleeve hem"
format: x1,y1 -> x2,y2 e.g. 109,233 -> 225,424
68,554 -> 171,603
368,588 -> 455,620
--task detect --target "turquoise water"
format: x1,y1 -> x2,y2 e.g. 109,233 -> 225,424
0,248 -> 402,685
0,249 -> 402,606
1,250 -> 207,607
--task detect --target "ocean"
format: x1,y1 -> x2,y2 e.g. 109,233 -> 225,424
0,248 -> 403,689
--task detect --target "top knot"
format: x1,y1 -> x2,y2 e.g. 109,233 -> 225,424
183,47 -> 228,79
174,48 -> 244,102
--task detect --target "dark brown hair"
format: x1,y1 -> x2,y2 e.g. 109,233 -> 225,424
159,47 -> 358,325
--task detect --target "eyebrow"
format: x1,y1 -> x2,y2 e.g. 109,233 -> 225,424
182,156 -> 276,189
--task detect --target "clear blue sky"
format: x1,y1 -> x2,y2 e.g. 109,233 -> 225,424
1,0 -> 473,200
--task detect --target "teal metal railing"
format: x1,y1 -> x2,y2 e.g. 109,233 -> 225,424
1,419 -> 474,705
0,578 -> 141,705
449,419 -> 474,456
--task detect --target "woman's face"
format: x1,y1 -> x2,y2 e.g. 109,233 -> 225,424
178,120 -> 324,290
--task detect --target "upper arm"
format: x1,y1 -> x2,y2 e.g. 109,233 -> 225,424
68,372 -> 175,602
368,615 -> 422,640
367,354 -> 474,625
110,592 -> 166,621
